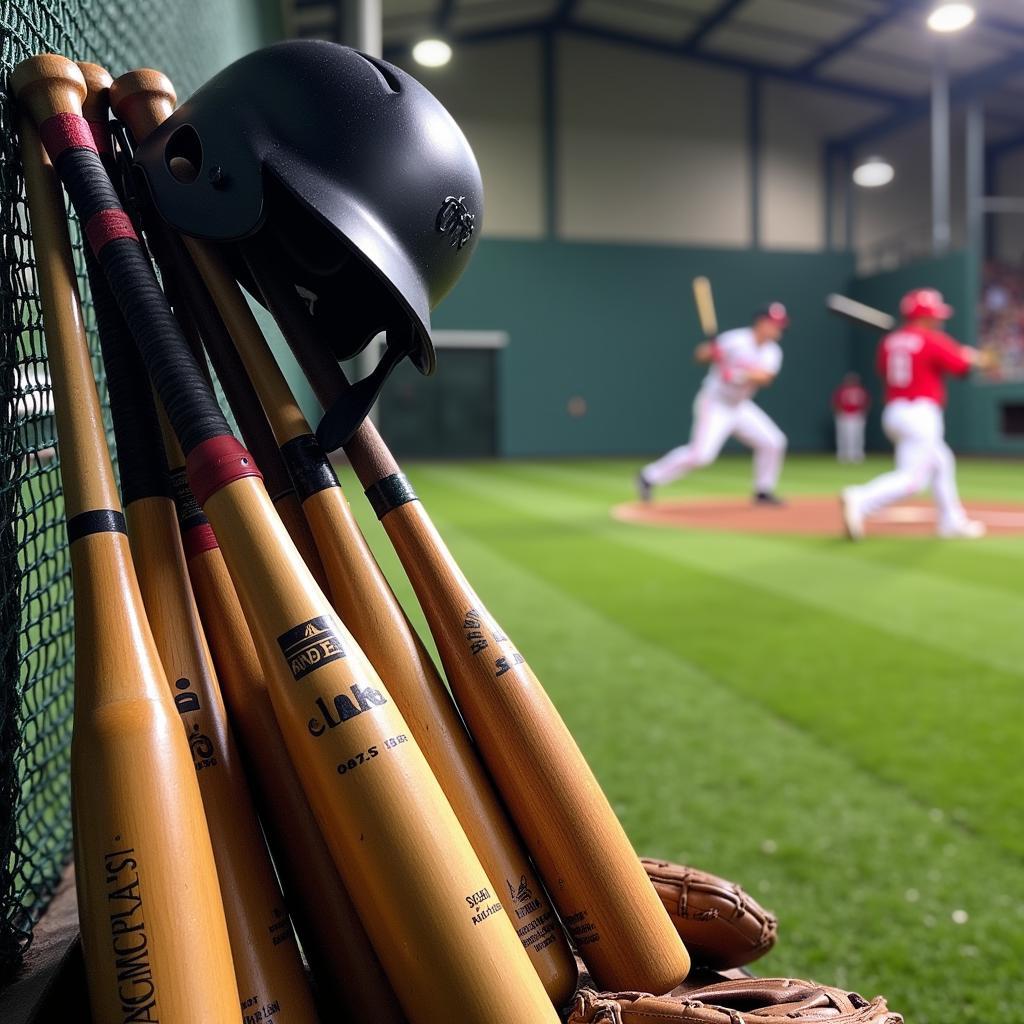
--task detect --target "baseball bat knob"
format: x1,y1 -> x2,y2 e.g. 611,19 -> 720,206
76,62 -> 113,122
11,54 -> 87,121
110,70 -> 177,141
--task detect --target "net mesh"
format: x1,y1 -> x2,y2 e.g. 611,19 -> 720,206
0,0 -> 270,977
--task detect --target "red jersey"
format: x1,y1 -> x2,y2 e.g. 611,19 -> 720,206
876,326 -> 972,406
832,384 -> 869,415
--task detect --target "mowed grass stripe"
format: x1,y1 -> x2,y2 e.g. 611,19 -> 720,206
405,464 -> 1024,858
348,491 -> 1023,1024
510,454 -> 1024,521
430,462 -> 1024,677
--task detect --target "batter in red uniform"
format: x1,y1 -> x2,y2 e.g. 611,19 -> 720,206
841,288 -> 994,540
832,372 -> 870,463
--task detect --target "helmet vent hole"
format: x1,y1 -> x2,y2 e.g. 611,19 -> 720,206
164,125 -> 203,183
356,52 -> 401,93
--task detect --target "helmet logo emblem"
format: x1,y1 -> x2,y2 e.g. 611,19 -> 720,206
436,195 -> 475,250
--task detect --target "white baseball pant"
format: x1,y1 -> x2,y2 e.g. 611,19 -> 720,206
835,413 -> 866,463
851,398 -> 967,531
643,392 -> 787,492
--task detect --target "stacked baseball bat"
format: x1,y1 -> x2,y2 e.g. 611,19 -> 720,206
12,44 -> 901,1024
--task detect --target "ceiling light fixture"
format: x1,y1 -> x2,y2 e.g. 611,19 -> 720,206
852,157 -> 895,188
412,38 -> 452,67
927,3 -> 976,32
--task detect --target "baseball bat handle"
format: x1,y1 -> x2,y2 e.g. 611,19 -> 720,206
74,63 -> 172,507
13,56 -> 231,454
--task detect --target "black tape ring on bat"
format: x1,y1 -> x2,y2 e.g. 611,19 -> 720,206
84,247 -> 173,506
280,434 -> 339,501
67,509 -> 127,543
53,145 -> 232,454
365,473 -> 417,519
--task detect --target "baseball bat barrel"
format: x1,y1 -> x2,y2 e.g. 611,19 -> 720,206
75,62 -> 319,1023
825,293 -> 896,332
259,268 -> 691,994
16,105 -> 239,1024
16,54 -> 561,1024
692,276 -> 718,339
110,70 -> 576,1002
163,425 -> 405,1024
107,72 -> 330,596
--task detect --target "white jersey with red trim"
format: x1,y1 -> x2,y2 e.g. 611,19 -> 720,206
701,327 -> 783,405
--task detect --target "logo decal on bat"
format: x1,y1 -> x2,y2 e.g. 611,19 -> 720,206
278,616 -> 347,680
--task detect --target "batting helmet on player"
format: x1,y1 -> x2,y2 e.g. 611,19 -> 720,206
900,288 -> 953,322
133,39 -> 483,446
753,302 -> 790,327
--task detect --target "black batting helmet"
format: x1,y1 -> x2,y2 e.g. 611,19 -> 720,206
133,40 -> 483,446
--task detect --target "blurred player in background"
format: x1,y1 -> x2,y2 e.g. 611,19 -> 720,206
832,372 -> 869,463
841,288 -> 995,540
637,304 -> 789,505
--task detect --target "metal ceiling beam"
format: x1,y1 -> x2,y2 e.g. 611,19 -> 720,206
797,0 -> 918,76
566,22 -> 903,105
836,49 -> 1024,150
679,0 -> 747,52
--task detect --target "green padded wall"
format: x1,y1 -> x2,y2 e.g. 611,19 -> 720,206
432,239 -> 857,457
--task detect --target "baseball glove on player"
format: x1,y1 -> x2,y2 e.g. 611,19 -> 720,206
642,858 -> 777,969
567,978 -> 902,1024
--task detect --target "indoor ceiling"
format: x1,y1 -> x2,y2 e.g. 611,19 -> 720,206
287,0 -> 1024,147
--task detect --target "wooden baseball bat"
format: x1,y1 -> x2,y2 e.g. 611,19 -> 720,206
105,72 -> 330,597
825,293 -> 896,332
75,61 -> 319,1023
159,414 -> 406,1024
16,100 -> 239,1024
252,256 -> 692,995
111,68 -> 577,1006
692,276 -> 718,339
15,54 -> 561,1024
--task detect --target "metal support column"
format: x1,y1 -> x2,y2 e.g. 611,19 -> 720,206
965,102 -> 985,265
343,0 -> 384,419
824,143 -> 834,251
931,43 -> 951,255
842,148 -> 855,252
342,0 -> 382,56
749,73 -> 761,249
542,31 -> 558,239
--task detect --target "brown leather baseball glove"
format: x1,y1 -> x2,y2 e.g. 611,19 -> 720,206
642,858 -> 777,969
567,978 -> 902,1024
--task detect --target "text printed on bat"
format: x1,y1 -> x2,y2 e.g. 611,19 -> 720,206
336,734 -> 408,775
307,684 -> 388,737
173,677 -> 218,770
104,846 -> 158,1021
277,616 -> 347,680
462,607 -> 510,658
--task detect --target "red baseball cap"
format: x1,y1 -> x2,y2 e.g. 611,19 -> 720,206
754,302 -> 790,327
900,288 -> 953,321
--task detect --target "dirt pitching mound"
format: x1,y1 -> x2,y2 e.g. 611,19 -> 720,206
612,496 -> 1024,538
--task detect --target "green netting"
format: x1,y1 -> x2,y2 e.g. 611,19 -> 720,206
0,0 -> 272,978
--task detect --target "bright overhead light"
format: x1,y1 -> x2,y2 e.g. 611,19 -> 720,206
412,38 -> 452,67
927,3 -> 976,32
852,157 -> 895,188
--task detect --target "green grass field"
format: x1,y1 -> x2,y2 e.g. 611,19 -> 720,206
343,454 -> 1024,1024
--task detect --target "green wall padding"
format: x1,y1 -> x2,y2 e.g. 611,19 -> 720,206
433,239 -> 857,457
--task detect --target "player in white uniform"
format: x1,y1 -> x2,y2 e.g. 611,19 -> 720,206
637,304 -> 789,504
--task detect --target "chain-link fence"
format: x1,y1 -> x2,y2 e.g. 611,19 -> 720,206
0,0 -> 273,977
